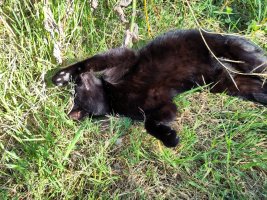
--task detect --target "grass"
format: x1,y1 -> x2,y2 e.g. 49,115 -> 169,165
0,0 -> 267,199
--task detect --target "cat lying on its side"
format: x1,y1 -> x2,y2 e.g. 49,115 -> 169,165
52,29 -> 267,147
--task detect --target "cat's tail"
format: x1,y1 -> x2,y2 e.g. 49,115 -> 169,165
211,74 -> 267,105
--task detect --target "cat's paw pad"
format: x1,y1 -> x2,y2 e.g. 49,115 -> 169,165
52,70 -> 71,86
162,130 -> 179,148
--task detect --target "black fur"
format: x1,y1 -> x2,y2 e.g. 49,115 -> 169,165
52,29 -> 267,147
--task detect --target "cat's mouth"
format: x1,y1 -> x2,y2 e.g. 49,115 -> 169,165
67,104 -> 108,121
68,105 -> 89,121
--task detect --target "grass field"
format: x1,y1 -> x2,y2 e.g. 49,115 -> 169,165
0,0 -> 267,199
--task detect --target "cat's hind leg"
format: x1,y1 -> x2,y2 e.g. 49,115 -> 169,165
227,37 -> 267,74
203,31 -> 267,73
144,103 -> 179,147
209,37 -> 267,105
229,41 -> 267,104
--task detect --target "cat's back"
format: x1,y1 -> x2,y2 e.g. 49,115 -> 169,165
137,29 -> 210,69
140,29 -> 204,54
128,29 -> 210,83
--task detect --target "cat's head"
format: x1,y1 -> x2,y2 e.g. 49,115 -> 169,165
68,72 -> 110,120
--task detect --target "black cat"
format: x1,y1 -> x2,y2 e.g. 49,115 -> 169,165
52,29 -> 267,147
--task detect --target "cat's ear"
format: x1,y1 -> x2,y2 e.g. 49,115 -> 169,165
68,105 -> 88,120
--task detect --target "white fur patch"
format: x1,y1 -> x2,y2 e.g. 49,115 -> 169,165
62,73 -> 70,81
59,71 -> 65,75
57,83 -> 63,86
56,78 -> 62,82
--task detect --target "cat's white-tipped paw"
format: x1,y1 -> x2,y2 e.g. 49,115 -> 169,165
52,70 -> 71,86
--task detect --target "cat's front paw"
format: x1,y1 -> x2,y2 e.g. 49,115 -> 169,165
161,130 -> 179,148
52,70 -> 72,86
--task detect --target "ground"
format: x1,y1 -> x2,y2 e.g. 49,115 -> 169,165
0,0 -> 267,199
